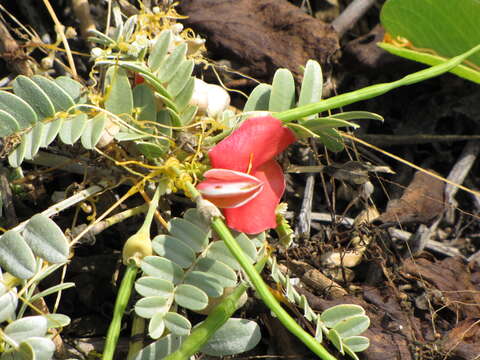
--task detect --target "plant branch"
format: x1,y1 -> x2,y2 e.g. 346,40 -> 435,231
275,44 -> 480,123
211,218 -> 337,360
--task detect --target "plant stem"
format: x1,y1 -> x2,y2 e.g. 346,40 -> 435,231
103,185 -> 163,360
127,315 -> 146,360
164,253 -> 269,360
102,263 -> 138,360
211,218 -> 337,360
275,44 -> 480,123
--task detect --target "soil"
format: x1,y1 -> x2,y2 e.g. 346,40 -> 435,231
1,1 -> 480,359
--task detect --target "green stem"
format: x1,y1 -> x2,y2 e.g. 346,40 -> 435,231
275,43 -> 480,123
127,315 -> 146,360
104,185 -> 163,360
103,263 -> 138,360
211,218 -> 337,360
164,253 -> 269,360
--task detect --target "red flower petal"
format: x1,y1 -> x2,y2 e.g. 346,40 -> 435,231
197,169 -> 264,208
209,116 -> 296,173
222,160 -> 285,234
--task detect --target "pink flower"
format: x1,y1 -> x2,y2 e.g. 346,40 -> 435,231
197,116 -> 296,234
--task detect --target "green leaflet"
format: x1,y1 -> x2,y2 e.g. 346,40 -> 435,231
13,76 -> 55,119
269,69 -> 295,112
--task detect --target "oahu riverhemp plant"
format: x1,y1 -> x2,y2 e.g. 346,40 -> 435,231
0,3 -> 479,360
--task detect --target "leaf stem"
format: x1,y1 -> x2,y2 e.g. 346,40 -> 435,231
211,218 -> 337,360
275,44 -> 480,123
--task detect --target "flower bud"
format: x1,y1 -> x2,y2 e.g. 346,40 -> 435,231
122,229 -> 152,266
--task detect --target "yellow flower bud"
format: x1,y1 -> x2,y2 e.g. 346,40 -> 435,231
122,229 -> 152,266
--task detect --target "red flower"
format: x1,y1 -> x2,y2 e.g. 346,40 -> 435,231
197,116 -> 296,234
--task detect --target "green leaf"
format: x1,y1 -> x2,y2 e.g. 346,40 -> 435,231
302,117 -> 359,132
13,76 -> 55,119
30,283 -> 75,303
327,328 -> 344,355
174,77 -> 195,111
122,15 -> 137,41
298,60 -> 323,120
135,296 -> 169,319
134,141 -> 168,160
81,113 -> 107,149
200,318 -> 261,356
148,312 -> 166,339
115,132 -> 149,141
44,313 -> 71,328
169,218 -> 209,253
179,104 -> 197,126
332,314 -> 370,338
4,316 -> 48,342
104,66 -> 133,116
0,289 -> 18,323
88,29 -> 116,46
152,235 -> 196,268
133,84 -> 157,124
330,111 -> 384,122
141,256 -> 184,284
23,337 -> 55,360
23,213 -> 69,263
158,43 -> 188,83
320,304 -> 366,328
182,208 -> 211,234
163,312 -> 191,336
156,110 -> 173,137
381,0 -> 480,67
23,122 -> 44,160
206,242 -> 242,271
148,30 -> 172,72
193,258 -> 237,288
0,110 -> 20,137
41,118 -> 63,147
344,345 -> 360,360
54,76 -> 85,104
0,230 -> 36,279
174,284 -> 208,311
167,60 -> 194,97
133,334 -> 184,360
243,84 -> 271,112
343,336 -> 370,352
184,271 -> 223,298
0,91 -> 37,128
314,317 -> 323,343
58,113 -> 88,145
0,341 -> 34,360
318,128 -> 344,152
205,233 -> 256,272
8,136 -> 27,168
135,277 -> 174,298
31,76 -> 75,112
269,69 -> 295,112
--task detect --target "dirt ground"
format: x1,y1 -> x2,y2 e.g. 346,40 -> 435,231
1,0 -> 480,359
